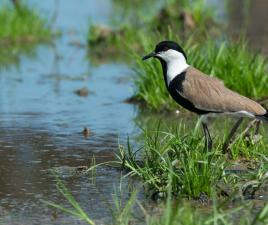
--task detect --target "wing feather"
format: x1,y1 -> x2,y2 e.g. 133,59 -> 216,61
180,67 -> 266,115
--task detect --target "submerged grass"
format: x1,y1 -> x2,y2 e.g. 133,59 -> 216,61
133,37 -> 268,111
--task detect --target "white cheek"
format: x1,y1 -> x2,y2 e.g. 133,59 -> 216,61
159,50 -> 185,61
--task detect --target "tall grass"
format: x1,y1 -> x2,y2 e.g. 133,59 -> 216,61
0,3 -> 52,69
0,3 -> 52,45
133,37 -> 268,111
117,119 -> 268,198
118,123 -> 225,199
43,124 -> 268,224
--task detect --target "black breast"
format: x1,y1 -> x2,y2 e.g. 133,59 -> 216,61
168,72 -> 211,115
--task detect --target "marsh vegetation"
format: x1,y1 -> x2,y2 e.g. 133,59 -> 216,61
0,1 -> 52,68
45,173 -> 268,225
60,0 -> 268,223
1,0 -> 268,224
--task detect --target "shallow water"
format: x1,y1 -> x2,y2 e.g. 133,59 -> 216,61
1,0 -> 268,224
0,1 -> 135,224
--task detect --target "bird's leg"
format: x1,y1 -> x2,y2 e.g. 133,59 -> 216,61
224,119 -> 258,154
202,122 -> 212,150
243,120 -> 262,145
253,120 -> 262,144
255,120 -> 261,135
222,117 -> 243,154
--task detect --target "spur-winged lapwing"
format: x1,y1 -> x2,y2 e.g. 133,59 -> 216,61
142,40 -> 268,150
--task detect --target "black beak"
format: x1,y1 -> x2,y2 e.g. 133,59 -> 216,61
142,51 -> 156,61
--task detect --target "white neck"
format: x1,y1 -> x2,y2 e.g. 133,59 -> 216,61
166,60 -> 189,85
157,49 -> 189,86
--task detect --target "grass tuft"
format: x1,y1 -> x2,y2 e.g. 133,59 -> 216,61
0,3 -> 52,45
0,3 -> 53,69
118,123 -> 225,199
42,173 -> 95,225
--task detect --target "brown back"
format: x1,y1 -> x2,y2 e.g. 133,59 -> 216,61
180,67 -> 266,115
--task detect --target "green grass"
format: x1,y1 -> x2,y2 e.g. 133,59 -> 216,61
0,3 -> 52,69
87,0 -> 218,63
43,121 -> 268,224
133,37 -> 268,111
42,174 -> 96,225
0,3 -> 51,45
147,198 -> 268,225
87,24 -> 139,63
44,173 -> 268,225
118,123 -> 226,199
118,120 -> 268,198
230,134 -> 267,160
87,0 -> 268,111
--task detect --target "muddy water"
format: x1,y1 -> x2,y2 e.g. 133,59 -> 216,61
1,0 -> 268,224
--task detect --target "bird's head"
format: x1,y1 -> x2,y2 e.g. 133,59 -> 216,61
142,40 -> 187,63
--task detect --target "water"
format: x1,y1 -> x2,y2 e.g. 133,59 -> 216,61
0,1 -> 137,224
1,0 -> 268,224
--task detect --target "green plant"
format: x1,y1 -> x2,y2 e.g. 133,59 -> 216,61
87,0 -> 218,63
0,3 -> 51,44
42,174 -> 95,225
111,188 -> 138,225
118,123 -> 225,199
44,174 -> 268,225
0,2 -> 52,68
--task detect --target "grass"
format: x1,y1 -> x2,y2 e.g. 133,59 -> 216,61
0,3 -> 51,44
111,188 -> 139,225
133,37 -> 268,112
230,134 -> 267,160
87,0 -> 268,111
118,120 -> 268,198
42,174 -> 96,225
44,171 -> 268,225
87,0 -> 218,63
0,2 -> 52,68
43,121 -> 268,224
118,123 -> 226,199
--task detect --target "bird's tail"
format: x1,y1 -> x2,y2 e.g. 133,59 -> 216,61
264,111 -> 268,122
257,110 -> 268,123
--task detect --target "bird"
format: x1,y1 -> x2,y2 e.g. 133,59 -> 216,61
142,40 -> 268,150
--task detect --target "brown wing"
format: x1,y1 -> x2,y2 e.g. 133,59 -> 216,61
180,67 -> 266,115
